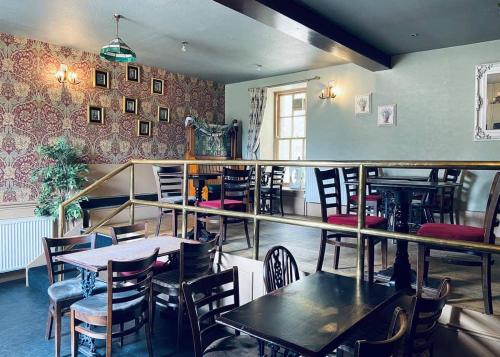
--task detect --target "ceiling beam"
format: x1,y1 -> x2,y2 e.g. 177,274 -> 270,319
214,0 -> 391,71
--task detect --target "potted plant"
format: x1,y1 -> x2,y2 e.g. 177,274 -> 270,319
31,137 -> 88,222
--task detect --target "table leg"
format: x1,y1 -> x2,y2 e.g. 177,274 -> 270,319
390,191 -> 412,291
77,268 -> 100,357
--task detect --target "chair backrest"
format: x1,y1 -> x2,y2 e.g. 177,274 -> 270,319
110,222 -> 148,245
107,248 -> 159,328
152,165 -> 184,201
443,169 -> 461,183
221,167 -> 250,209
483,172 -> 500,244
405,278 -> 451,355
342,167 -> 359,201
270,166 -> 285,190
366,167 -> 380,195
42,234 -> 97,285
199,164 -> 225,188
263,246 -> 300,293
315,168 -> 342,221
180,239 -> 217,282
355,307 -> 408,357
182,267 -> 240,357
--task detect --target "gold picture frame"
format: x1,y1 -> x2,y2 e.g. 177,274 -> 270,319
87,105 -> 105,124
151,78 -> 164,95
157,106 -> 170,122
137,120 -> 152,137
126,64 -> 140,82
123,97 -> 138,114
93,69 -> 109,89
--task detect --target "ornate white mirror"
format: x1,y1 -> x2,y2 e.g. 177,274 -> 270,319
475,62 -> 500,140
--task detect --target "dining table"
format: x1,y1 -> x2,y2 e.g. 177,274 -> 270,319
56,236 -> 197,356
216,272 -> 401,357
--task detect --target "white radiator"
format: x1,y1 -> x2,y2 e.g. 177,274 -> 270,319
0,216 -> 53,273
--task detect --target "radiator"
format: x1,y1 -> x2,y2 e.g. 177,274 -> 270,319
0,216 -> 53,273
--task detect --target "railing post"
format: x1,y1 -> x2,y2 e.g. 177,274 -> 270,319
181,163 -> 189,239
252,163 -> 261,260
129,164 -> 135,224
356,164 -> 367,281
58,204 -> 65,237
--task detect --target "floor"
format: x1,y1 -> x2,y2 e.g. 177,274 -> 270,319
0,215 -> 498,356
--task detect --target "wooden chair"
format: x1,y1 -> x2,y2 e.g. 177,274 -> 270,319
42,234 -> 107,357
152,239 -> 217,348
182,267 -> 261,357
342,167 -> 383,215
416,172 -> 499,314
404,278 -> 451,357
153,165 -> 195,237
354,307 -> 408,357
430,169 -> 461,224
315,168 -> 388,281
260,166 -> 285,216
263,245 -> 300,293
196,167 -> 252,249
70,248 -> 159,357
110,223 -> 167,275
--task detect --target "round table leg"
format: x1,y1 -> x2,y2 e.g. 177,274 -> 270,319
77,268 -> 100,356
391,191 -> 412,290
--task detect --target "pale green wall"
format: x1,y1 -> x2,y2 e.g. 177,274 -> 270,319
225,40 -> 500,211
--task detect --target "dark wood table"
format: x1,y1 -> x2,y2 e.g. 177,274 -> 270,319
216,272 -> 400,357
355,179 -> 462,290
378,175 -> 428,181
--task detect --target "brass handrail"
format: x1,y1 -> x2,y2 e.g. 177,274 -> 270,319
59,159 -> 500,281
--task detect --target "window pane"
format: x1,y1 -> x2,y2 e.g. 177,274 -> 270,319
291,139 -> 303,160
293,93 -> 306,116
293,116 -> 305,137
278,140 -> 290,160
279,116 -> 292,138
279,95 -> 293,117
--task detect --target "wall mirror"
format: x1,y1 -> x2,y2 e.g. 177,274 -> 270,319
474,62 -> 500,140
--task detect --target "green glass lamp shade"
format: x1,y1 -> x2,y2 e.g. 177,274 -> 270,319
100,37 -> 136,63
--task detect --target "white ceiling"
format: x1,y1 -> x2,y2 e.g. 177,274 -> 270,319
0,0 -> 346,83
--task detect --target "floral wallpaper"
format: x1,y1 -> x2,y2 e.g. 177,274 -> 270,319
0,33 -> 225,203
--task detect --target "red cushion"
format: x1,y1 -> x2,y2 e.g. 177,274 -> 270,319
350,194 -> 383,202
121,260 -> 167,277
198,199 -> 244,209
417,223 -> 484,242
327,214 -> 386,228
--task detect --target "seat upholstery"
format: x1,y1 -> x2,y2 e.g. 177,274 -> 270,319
349,194 -> 383,202
48,278 -> 106,302
152,269 -> 180,289
160,195 -> 195,204
71,291 -> 146,317
327,214 -> 386,228
417,223 -> 484,242
120,260 -> 168,277
198,199 -> 244,209
204,335 -> 260,356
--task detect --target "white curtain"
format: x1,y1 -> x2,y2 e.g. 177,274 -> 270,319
246,87 -> 267,159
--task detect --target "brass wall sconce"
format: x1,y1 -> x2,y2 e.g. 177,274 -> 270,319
319,81 -> 339,99
55,64 -> 80,84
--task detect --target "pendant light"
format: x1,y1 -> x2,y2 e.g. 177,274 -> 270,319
100,14 -> 137,63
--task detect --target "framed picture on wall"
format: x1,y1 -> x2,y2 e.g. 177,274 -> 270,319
157,106 -> 170,122
151,78 -> 164,95
93,69 -> 109,89
123,97 -> 138,114
137,120 -> 152,136
355,94 -> 371,114
126,64 -> 140,82
87,105 -> 104,124
377,104 -> 397,126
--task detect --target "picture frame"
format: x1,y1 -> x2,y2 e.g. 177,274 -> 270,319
377,104 -> 397,126
137,120 -> 152,137
87,105 -> 104,124
126,64 -> 140,82
93,69 -> 109,89
355,93 -> 371,114
123,97 -> 138,114
157,106 -> 170,122
151,78 -> 164,95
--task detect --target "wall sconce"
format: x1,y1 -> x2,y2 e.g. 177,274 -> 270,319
319,81 -> 339,100
55,64 -> 80,84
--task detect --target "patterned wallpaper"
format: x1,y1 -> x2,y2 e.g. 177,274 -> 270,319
0,33 -> 225,203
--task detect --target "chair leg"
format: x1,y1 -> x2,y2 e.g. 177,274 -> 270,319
70,310 -> 77,357
333,237 -> 341,270
45,305 -> 54,340
194,212 -> 199,240
172,209 -> 178,237
280,189 -> 284,216
269,193 -> 274,215
146,309 -> 154,357
243,219 -> 251,248
482,254 -> 493,315
106,322 -> 113,357
176,300 -> 184,350
381,239 -> 388,269
367,237 -> 375,283
54,304 -> 62,357
316,230 -> 327,272
156,208 -> 163,236
417,244 -> 426,295
119,323 -> 124,347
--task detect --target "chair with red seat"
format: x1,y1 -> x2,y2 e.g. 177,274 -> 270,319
196,167 -> 251,249
342,167 -> 383,216
315,168 -> 388,281
416,172 -> 500,314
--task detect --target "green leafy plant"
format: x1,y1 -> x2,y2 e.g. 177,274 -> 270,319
31,137 -> 88,221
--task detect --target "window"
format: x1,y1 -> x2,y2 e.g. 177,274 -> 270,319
275,90 -> 306,184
